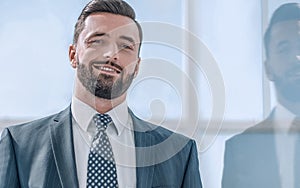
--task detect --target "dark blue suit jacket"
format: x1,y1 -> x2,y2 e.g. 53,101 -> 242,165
222,119 -> 280,188
0,106 -> 202,188
222,117 -> 300,188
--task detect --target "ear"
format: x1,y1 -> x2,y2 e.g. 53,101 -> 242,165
134,57 -> 141,78
264,59 -> 275,81
69,44 -> 77,69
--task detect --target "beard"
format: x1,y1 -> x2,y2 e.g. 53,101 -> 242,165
77,61 -> 135,100
274,75 -> 300,103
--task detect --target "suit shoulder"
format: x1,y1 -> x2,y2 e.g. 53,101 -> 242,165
244,119 -> 273,133
226,119 -> 273,148
136,116 -> 193,146
153,124 -> 191,142
7,107 -> 70,138
130,110 -> 188,137
8,113 -> 56,133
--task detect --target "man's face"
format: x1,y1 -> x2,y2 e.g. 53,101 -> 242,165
266,20 -> 300,102
71,13 -> 141,99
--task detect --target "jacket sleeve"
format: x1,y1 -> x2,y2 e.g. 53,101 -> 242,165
0,128 -> 20,188
181,140 -> 202,188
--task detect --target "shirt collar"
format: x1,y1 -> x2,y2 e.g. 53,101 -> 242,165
273,103 -> 296,133
71,96 -> 129,136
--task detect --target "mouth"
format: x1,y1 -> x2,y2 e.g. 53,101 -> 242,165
93,63 -> 122,75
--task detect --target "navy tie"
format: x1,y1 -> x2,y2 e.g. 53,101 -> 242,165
86,114 -> 118,188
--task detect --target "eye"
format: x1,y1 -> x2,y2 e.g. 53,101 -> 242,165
85,37 -> 107,47
119,43 -> 134,51
276,42 -> 290,54
87,39 -> 104,45
277,46 -> 290,54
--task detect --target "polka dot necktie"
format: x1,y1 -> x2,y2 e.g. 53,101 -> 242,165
87,114 -> 119,188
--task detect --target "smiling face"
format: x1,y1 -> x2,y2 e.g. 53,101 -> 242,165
265,20 -> 300,102
69,13 -> 141,100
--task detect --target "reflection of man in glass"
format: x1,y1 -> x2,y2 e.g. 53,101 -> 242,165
222,3 -> 300,188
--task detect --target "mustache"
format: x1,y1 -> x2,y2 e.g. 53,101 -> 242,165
91,61 -> 123,72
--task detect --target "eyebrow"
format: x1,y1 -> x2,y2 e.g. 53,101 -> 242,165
85,32 -> 138,45
85,32 -> 108,41
277,41 -> 289,48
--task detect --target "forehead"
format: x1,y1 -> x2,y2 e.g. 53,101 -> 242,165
81,13 -> 140,42
270,20 -> 300,42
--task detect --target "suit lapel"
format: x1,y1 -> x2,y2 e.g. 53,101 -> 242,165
49,106 -> 79,188
129,109 -> 155,188
265,115 -> 283,187
259,134 -> 281,187
249,116 -> 281,187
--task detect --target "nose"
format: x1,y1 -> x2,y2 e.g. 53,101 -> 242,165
103,43 -> 119,61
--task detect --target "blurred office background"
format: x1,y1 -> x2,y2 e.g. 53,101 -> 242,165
0,0 -> 296,187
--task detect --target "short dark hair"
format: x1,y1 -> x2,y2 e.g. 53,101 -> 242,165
264,3 -> 300,58
73,0 -> 143,48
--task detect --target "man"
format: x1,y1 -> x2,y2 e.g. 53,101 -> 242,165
222,3 -> 300,188
0,0 -> 202,187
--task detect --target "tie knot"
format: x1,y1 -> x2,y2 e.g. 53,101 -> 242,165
93,113 -> 112,130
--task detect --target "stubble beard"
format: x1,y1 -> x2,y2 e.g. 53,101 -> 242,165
275,76 -> 300,103
77,62 -> 135,100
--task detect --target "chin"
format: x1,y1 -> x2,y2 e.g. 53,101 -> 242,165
278,84 -> 300,103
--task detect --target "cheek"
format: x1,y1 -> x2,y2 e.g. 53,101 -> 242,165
77,48 -> 103,64
274,65 -> 287,77
123,61 -> 138,75
269,57 -> 289,75
120,52 -> 139,67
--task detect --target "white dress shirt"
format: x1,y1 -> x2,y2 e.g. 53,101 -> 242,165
273,104 -> 297,188
71,97 -> 136,188
0,128 -> 3,140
